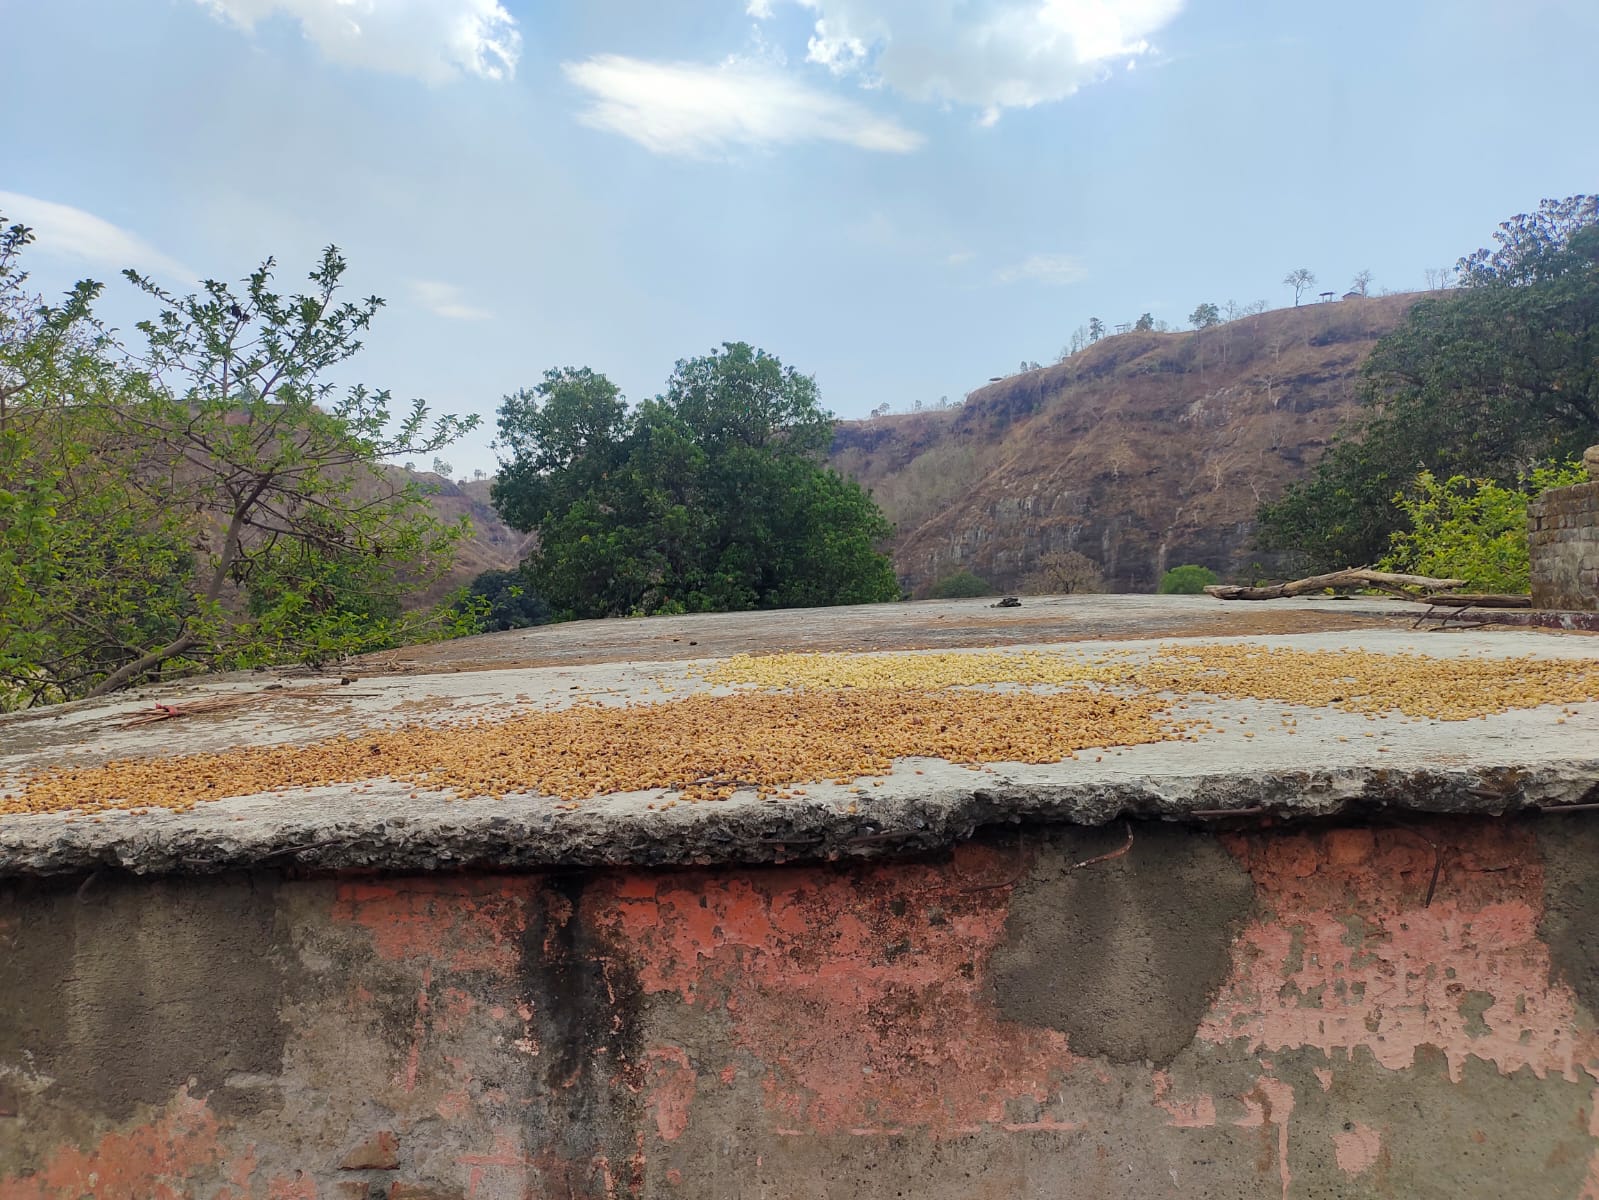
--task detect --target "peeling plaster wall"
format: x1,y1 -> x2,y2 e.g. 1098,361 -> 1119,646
4,817 -> 1599,1199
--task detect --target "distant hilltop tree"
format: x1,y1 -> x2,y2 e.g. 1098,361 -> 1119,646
1283,268 -> 1316,306
1189,302 -> 1221,329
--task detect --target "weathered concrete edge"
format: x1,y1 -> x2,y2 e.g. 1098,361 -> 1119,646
3,758 -> 1597,878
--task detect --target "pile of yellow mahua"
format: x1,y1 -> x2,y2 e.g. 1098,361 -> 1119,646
6,645 -> 1597,817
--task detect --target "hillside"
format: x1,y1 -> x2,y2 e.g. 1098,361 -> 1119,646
831,294 -> 1420,594
402,473 -> 533,607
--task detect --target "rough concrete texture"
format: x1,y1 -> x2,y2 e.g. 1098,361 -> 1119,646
5,820 -> 1599,1197
1,598 -> 1597,878
3,597 -> 1599,1196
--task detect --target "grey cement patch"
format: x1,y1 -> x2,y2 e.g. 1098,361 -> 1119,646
1536,820 -> 1599,1017
0,872 -> 290,1121
989,826 -> 1255,1065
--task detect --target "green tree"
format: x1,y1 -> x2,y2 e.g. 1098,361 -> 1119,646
492,343 -> 901,619
1377,464 -> 1585,593
1189,302 -> 1221,329
927,570 -> 992,599
455,568 -> 551,631
1088,317 -> 1105,343
0,221 -> 196,706
0,224 -> 479,704
1133,312 -> 1156,332
1259,196 -> 1599,571
1157,564 -> 1219,594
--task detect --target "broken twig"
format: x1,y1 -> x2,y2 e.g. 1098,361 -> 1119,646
1070,820 -> 1134,870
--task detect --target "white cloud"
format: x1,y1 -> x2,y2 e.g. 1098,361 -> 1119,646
746,0 -> 775,15
563,54 -> 923,157
196,0 -> 521,84
765,0 -> 1183,116
996,253 -> 1088,285
410,280 -> 492,320
0,191 -> 195,281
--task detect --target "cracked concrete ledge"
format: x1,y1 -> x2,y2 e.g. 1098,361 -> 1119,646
3,754 -> 1598,878
3,602 -> 1597,878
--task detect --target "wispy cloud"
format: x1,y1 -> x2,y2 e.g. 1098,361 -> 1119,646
563,54 -> 923,157
195,0 -> 521,84
995,253 -> 1088,285
410,280 -> 492,321
0,191 -> 195,281
756,0 -> 1184,119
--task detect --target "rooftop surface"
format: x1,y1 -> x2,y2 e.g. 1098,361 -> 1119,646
2,595 -> 1597,877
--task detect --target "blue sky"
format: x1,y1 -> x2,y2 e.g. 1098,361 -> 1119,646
2,0 -> 1594,473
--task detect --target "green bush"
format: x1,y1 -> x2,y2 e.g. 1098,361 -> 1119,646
927,570 -> 992,599
1157,564 -> 1219,594
1377,463 -> 1584,592
456,569 -> 552,632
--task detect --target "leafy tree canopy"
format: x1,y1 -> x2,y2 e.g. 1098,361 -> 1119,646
455,568 -> 552,632
491,343 -> 901,619
0,219 -> 478,707
926,570 -> 992,599
1376,463 -> 1585,593
1157,564 -> 1219,594
1257,195 -> 1599,572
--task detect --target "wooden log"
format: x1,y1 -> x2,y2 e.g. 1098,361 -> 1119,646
1204,569 -> 1467,601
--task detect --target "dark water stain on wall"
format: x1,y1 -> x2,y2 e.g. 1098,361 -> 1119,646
517,873 -> 646,1196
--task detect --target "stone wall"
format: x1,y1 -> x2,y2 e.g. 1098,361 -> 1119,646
5,817 -> 1599,1199
1530,480 -> 1599,610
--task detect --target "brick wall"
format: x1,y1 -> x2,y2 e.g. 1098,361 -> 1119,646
1529,480 -> 1599,610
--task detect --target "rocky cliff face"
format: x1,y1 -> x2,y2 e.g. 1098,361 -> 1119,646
831,295 -> 1419,594
406,474 -> 534,607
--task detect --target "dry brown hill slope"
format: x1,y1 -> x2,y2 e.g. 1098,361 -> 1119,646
831,294 -> 1420,594
401,473 -> 532,608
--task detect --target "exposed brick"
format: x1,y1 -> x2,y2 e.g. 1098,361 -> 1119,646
1529,481 -> 1599,610
340,1130 -> 400,1171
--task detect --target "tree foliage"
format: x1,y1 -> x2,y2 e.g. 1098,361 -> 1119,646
1189,302 -> 1221,329
1376,464 -> 1584,593
926,569 -> 992,599
491,344 -> 901,619
455,568 -> 551,632
1157,564 -> 1219,594
1258,196 -> 1599,572
0,221 -> 478,707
